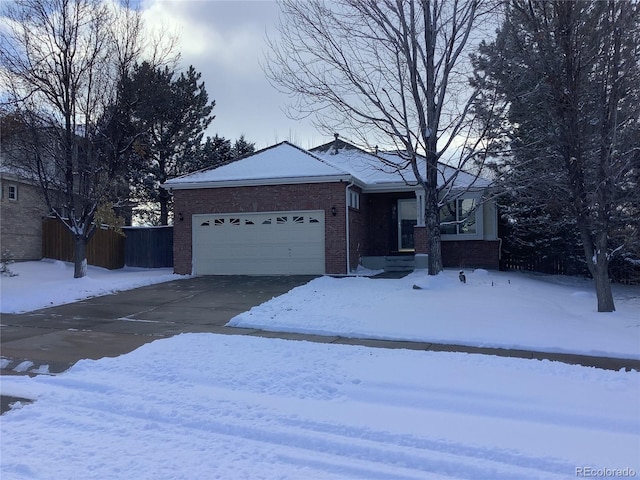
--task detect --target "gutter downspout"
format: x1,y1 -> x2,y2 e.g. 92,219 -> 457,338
345,180 -> 355,275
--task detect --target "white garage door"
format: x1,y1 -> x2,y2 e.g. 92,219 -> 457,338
193,210 -> 325,275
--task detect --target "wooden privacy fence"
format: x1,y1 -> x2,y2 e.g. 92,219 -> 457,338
123,226 -> 173,268
500,249 -> 640,285
42,218 -> 174,270
42,217 -> 125,269
500,253 -> 573,276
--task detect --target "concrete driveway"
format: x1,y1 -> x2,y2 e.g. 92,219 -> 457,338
1,275 -> 316,375
3,273 -> 639,414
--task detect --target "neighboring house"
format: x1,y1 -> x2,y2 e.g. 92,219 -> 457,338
1,120 -> 134,265
0,165 -> 51,261
163,138 -> 500,275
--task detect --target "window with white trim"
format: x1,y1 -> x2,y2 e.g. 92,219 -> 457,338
440,198 -> 477,235
8,184 -> 18,201
348,190 -> 360,210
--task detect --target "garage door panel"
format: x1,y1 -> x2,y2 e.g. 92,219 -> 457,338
193,210 -> 325,275
197,237 -> 324,253
199,244 -> 324,262
197,257 -> 325,275
200,239 -> 325,256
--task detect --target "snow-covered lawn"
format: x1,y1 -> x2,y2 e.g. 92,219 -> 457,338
1,261 -> 639,479
231,269 -> 640,359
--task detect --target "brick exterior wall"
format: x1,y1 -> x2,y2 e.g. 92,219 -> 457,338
348,186 -> 368,271
171,184 -> 500,274
413,226 -> 428,254
172,182 -> 348,275
441,240 -> 501,270
0,178 -> 50,261
412,229 -> 500,269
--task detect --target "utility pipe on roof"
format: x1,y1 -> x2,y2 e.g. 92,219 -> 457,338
345,179 -> 355,274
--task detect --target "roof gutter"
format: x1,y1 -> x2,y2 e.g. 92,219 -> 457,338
161,174 -> 353,191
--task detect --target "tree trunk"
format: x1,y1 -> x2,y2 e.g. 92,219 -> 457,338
579,227 -> 616,312
159,186 -> 170,225
423,132 -> 442,275
593,264 -> 615,313
159,201 -> 169,226
425,188 -> 443,276
74,236 -> 88,279
427,225 -> 442,276
592,236 -> 615,313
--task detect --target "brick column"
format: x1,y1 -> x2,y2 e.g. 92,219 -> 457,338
413,225 -> 428,254
413,225 -> 428,269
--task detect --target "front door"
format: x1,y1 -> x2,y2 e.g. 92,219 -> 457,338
397,199 -> 417,251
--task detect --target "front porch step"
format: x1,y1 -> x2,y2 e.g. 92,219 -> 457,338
360,255 -> 426,272
383,256 -> 415,272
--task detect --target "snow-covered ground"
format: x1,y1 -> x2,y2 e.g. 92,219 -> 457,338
1,261 -> 639,479
2,334 -> 638,479
231,269 -> 640,359
0,259 -> 184,313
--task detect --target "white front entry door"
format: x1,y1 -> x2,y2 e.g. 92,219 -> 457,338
397,199 -> 417,251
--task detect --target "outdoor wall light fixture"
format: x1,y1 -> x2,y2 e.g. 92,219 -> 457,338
331,206 -> 337,216
178,212 -> 184,221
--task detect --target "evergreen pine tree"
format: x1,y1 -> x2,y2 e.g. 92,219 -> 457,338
473,0 -> 640,310
128,63 -> 215,225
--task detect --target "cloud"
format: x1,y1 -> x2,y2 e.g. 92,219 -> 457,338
138,0 -> 319,148
142,0 -> 275,73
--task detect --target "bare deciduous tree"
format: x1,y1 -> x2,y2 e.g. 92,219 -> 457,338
265,0 -> 500,275
0,0 -> 176,278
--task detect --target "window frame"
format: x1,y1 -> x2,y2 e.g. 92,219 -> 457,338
348,189 -> 360,210
7,184 -> 18,201
439,195 -> 483,240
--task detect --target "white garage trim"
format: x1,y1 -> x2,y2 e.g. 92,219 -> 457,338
192,210 -> 325,275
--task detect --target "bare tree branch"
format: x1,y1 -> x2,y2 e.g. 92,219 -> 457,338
1,0 -> 176,277
265,0 -> 500,274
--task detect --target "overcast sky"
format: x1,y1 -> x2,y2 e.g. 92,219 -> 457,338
140,0 -> 324,150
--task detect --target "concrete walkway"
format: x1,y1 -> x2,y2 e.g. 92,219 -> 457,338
2,275 -> 639,413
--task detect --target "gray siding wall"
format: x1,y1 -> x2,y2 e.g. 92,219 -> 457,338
1,178 -> 49,261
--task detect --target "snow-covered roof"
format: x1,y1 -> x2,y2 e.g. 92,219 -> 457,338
375,151 -> 492,190
0,163 -> 37,184
312,143 -> 414,190
163,139 -> 491,192
163,142 -> 351,189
